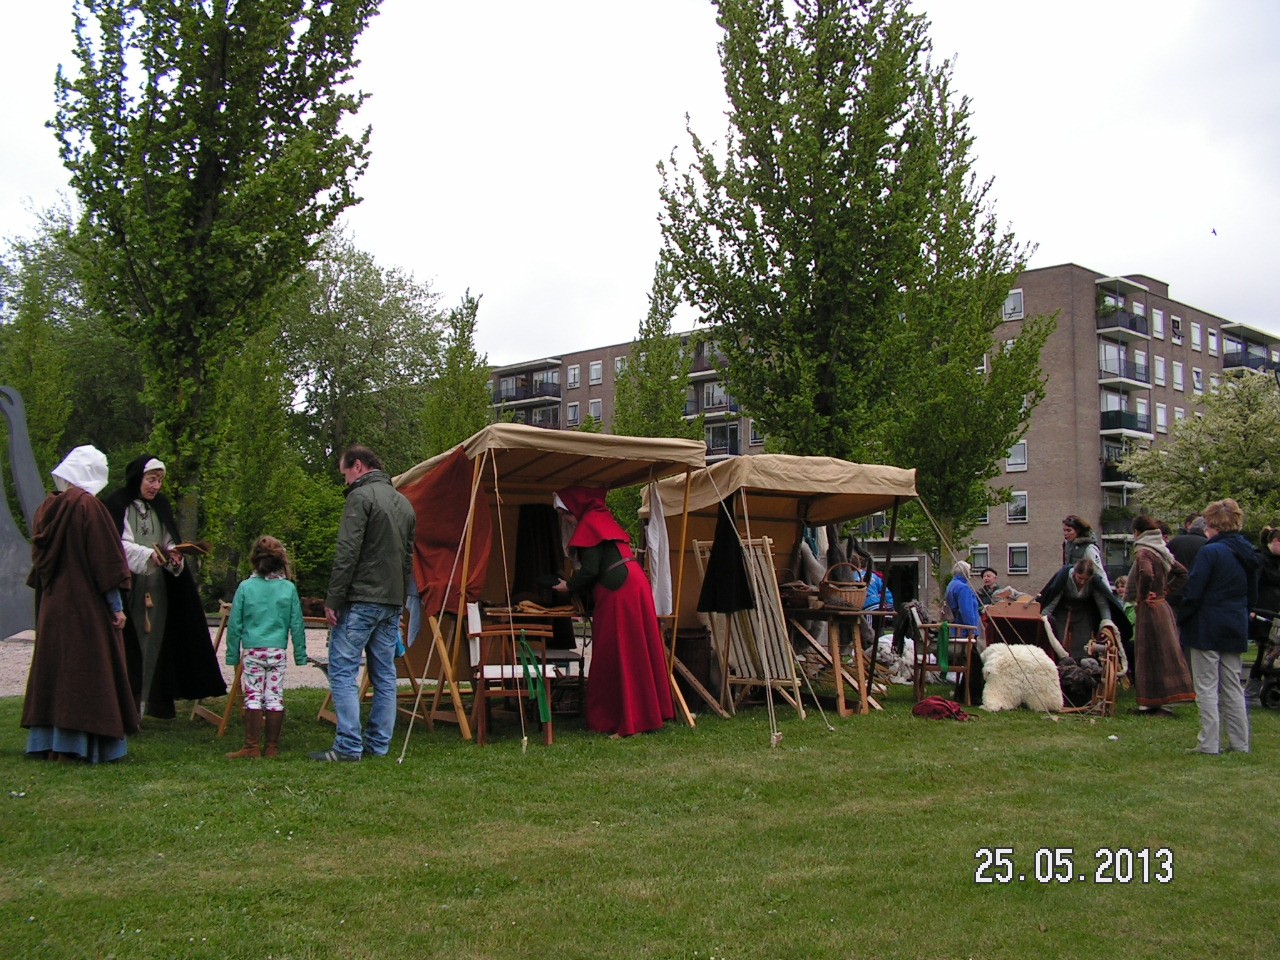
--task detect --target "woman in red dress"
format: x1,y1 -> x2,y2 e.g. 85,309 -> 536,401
553,487 -> 673,737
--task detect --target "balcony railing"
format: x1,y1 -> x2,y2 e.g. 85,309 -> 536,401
1222,351 -> 1270,372
1100,410 -> 1150,433
1097,360 -> 1150,383
492,381 -> 562,404
1101,463 -> 1136,484
706,438 -> 740,456
1095,310 -> 1149,337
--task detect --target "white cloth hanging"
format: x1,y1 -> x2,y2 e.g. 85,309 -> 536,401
645,481 -> 673,616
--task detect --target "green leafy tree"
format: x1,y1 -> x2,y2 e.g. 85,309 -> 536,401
281,231 -> 442,473
0,206 -> 148,488
659,0 -> 1050,588
1120,374 -> 1280,529
53,0 -> 380,531
610,257 -> 703,534
421,291 -> 492,457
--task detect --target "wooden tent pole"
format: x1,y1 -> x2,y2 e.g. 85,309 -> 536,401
864,496 -> 904,716
667,467 -> 697,728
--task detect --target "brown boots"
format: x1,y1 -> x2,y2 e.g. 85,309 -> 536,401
263,710 -> 284,758
226,709 -> 264,759
226,709 -> 286,759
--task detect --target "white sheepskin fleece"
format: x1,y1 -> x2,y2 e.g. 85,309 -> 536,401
980,643 -> 1063,713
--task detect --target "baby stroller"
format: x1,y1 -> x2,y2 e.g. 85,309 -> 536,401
1249,610 -> 1280,710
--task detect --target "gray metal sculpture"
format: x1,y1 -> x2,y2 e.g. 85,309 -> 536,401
0,387 -> 44,639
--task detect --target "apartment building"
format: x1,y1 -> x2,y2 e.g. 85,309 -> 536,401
491,262 -> 1280,594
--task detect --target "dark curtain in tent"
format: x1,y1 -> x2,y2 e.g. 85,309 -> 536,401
697,493 -> 755,614
401,446 -> 493,620
513,503 -> 575,649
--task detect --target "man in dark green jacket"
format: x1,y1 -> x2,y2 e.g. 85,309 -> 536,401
311,445 -> 416,762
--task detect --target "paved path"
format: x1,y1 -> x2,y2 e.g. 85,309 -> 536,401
0,628 -> 334,698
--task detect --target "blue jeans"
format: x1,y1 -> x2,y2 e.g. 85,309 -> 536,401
328,602 -> 401,757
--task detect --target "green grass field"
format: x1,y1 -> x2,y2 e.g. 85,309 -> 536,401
2,684 -> 1276,960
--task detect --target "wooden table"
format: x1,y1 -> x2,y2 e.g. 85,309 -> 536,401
785,607 -> 895,716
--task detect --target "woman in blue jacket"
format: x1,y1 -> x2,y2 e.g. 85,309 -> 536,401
1178,499 -> 1259,754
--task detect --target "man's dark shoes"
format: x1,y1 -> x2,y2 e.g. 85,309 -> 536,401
308,749 -> 360,763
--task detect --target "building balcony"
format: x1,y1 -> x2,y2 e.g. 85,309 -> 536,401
705,438 -> 740,457
690,351 -> 726,375
1222,350 -> 1270,373
1100,462 -> 1140,485
1095,310 -> 1149,340
1099,409 -> 1151,435
1097,360 -> 1150,388
491,381 -> 562,405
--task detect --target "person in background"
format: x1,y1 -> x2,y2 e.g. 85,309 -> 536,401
1123,515 -> 1195,716
22,446 -> 137,763
976,567 -> 1026,607
224,536 -> 308,759
312,445 -> 416,762
1178,499 -> 1258,755
942,561 -> 985,702
1062,515 -> 1110,589
103,454 -> 225,718
553,486 -> 673,738
849,552 -> 893,649
1167,515 -> 1208,613
1248,526 -> 1280,688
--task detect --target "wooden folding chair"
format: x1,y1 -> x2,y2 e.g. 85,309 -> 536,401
469,624 -> 556,746
906,601 -> 978,704
191,602 -> 238,735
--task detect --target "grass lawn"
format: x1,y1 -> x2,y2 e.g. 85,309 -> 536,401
1,682 -> 1277,960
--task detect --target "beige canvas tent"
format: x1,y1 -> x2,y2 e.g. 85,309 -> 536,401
394,423 -> 707,736
643,454 -> 918,627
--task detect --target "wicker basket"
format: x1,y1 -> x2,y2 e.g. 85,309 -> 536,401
818,563 -> 868,610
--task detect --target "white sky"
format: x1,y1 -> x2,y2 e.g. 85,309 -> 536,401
2,1 -> 1278,365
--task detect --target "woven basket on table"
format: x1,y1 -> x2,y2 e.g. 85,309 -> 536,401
818,562 -> 868,610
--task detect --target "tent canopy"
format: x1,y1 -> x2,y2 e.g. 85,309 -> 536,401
396,423 -> 706,504
641,454 -> 918,627
642,454 -> 917,526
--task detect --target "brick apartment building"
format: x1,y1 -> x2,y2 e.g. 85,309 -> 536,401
491,262 -> 1280,598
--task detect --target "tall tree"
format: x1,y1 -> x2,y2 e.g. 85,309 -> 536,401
1120,374 -> 1280,528
420,291 -> 492,458
0,205 -> 148,475
610,257 -> 703,534
659,0 -> 1050,576
53,0 -> 380,530
281,231 -> 442,473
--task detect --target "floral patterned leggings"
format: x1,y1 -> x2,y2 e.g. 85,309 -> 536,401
241,648 -> 287,712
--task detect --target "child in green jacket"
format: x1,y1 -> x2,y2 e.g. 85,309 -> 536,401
225,536 -> 307,758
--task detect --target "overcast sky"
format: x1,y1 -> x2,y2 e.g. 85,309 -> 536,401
2,1 -> 1278,365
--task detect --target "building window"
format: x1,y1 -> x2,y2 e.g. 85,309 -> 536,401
1170,316 -> 1183,345
976,507 -> 989,525
588,360 -> 603,385
1008,544 -> 1030,576
1152,309 -> 1165,339
588,398 -> 603,421
1003,338 -> 1016,354
1190,322 -> 1202,351
749,421 -> 765,446
1156,403 -> 1168,434
567,364 -> 580,389
703,380 -> 729,409
1172,361 -> 1184,391
705,422 -> 739,454
1008,491 -> 1028,523
1153,355 -> 1166,386
1174,406 -> 1186,422
1132,301 -> 1146,317
566,401 -> 580,425
1006,441 -> 1028,472
1210,372 -> 1220,391
1133,349 -> 1147,379
1192,367 -> 1204,395
970,544 -> 990,571
614,356 -> 625,376
1003,289 -> 1024,321
975,354 -> 989,376
1134,395 -> 1149,424
1207,329 -> 1218,356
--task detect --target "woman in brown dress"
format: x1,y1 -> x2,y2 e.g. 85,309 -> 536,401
1124,514 -> 1196,715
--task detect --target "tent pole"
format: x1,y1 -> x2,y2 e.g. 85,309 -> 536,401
867,496 -> 903,716
667,466 -> 697,728
440,451 -> 488,741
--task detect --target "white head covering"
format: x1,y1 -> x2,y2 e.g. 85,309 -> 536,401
51,445 -> 110,496
143,457 -> 166,474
